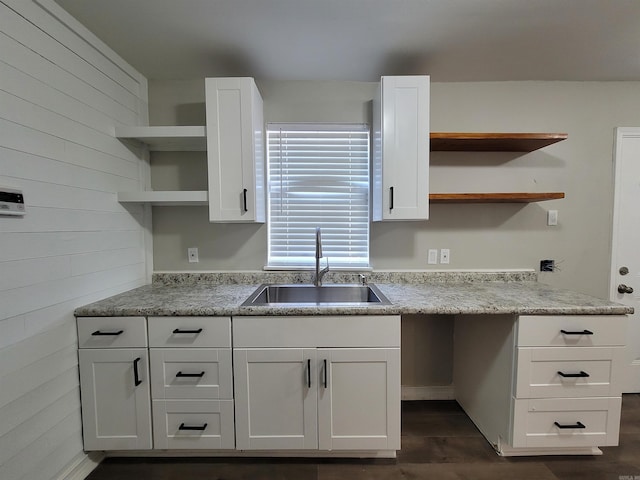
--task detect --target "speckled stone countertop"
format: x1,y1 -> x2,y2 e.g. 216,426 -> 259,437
74,271 -> 633,317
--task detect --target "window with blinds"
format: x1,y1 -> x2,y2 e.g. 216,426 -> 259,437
267,123 -> 370,269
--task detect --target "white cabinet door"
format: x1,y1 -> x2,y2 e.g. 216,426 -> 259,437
317,348 -> 401,450
372,75 -> 430,221
205,77 -> 265,223
233,348 -> 318,450
78,348 -> 152,450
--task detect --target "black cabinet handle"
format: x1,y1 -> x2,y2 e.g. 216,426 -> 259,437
172,328 -> 203,334
323,359 -> 328,388
307,359 -> 311,388
92,330 -> 123,336
243,188 -> 248,212
560,329 -> 594,336
179,423 -> 207,431
133,357 -> 142,386
558,371 -> 590,378
389,187 -> 394,210
554,421 -> 586,429
176,371 -> 205,378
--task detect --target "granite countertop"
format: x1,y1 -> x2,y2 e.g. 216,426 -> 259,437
74,271 -> 633,317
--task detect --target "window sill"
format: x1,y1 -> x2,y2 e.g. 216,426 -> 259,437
263,266 -> 373,272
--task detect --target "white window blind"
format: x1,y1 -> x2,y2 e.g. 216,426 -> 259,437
267,123 -> 370,269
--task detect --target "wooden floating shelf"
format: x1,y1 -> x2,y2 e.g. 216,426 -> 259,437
430,132 -> 568,152
429,193 -> 565,204
115,126 -> 206,151
118,191 -> 208,206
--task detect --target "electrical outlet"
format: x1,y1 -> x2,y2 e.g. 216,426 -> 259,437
540,259 -> 555,272
428,249 -> 438,264
440,248 -> 450,264
547,210 -> 558,226
188,247 -> 199,263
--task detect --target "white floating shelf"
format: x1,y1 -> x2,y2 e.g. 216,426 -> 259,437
115,126 -> 206,151
118,191 -> 208,206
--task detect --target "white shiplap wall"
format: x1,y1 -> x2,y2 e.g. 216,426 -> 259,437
0,1 -> 150,479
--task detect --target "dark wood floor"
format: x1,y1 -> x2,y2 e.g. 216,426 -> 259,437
87,394 -> 640,480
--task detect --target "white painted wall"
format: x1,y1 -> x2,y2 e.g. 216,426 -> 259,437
0,1 -> 149,478
149,79 -> 640,299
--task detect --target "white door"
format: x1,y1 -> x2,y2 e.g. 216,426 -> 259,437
78,349 -> 152,450
317,348 -> 401,451
611,127 -> 640,392
233,348 -> 318,449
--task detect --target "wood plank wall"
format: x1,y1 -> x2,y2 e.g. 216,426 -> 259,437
0,1 -> 150,479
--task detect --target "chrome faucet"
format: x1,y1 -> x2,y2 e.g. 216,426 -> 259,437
313,227 -> 330,286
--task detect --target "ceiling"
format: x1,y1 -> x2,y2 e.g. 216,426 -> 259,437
53,0 -> 640,82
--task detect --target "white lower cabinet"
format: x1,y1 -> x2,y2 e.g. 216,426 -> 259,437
234,348 -> 318,450
77,316 -> 235,451
148,316 -> 235,450
317,348 -> 401,451
78,317 -> 152,451
78,349 -> 152,451
233,316 -> 401,452
454,314 -> 627,456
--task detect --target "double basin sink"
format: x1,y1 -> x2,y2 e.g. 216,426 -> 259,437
241,283 -> 391,307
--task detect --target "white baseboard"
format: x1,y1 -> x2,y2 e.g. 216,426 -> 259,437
497,444 -> 602,457
108,449 -> 396,459
57,452 -> 104,480
402,385 -> 455,400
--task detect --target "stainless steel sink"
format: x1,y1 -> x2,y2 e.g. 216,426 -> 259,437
241,284 -> 391,306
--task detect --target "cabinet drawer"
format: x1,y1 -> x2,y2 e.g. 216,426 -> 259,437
150,348 -> 233,400
152,399 -> 235,449
77,317 -> 147,348
515,347 -> 625,398
511,397 -> 621,448
234,316 -> 400,348
517,315 -> 627,347
148,317 -> 231,348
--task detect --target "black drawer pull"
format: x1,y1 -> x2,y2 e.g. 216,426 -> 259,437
133,357 -> 142,386
176,371 -> 205,378
92,330 -> 124,336
323,359 -> 328,388
243,188 -> 248,212
389,186 -> 394,210
560,329 -> 594,336
307,359 -> 311,388
172,328 -> 203,334
558,371 -> 590,378
554,421 -> 586,429
179,423 -> 207,431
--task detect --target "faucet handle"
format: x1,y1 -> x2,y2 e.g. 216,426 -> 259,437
359,274 -> 367,286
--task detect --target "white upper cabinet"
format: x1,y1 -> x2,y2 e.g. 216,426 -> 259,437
205,77 -> 265,223
372,75 -> 430,221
